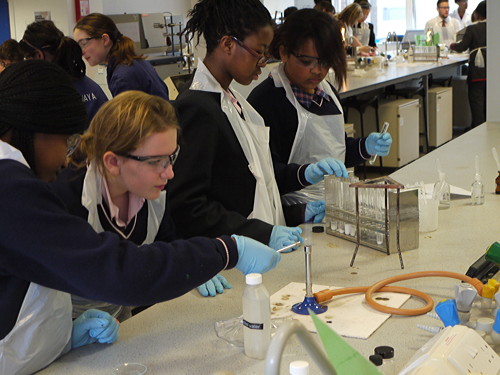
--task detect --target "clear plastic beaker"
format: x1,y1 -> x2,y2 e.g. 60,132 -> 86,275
419,198 -> 438,233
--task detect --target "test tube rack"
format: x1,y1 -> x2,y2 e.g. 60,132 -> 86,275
413,46 -> 440,62
325,175 -> 419,268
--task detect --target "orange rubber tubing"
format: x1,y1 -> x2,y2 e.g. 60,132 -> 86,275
313,271 -> 484,316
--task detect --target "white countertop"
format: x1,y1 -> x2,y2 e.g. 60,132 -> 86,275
38,123 -> 500,375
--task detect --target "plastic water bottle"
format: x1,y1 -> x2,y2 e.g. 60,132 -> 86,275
242,273 -> 270,359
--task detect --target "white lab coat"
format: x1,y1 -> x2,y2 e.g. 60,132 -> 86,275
270,64 -> 346,205
354,22 -> 371,46
190,59 -> 286,226
450,9 -> 472,30
72,161 -> 166,320
0,141 -> 73,375
425,15 -> 461,45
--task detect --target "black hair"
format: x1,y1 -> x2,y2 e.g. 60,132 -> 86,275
0,60 -> 87,171
474,1 -> 486,19
354,0 -> 372,10
437,0 -> 449,6
270,8 -> 346,88
20,20 -> 85,80
0,39 -> 24,64
314,1 -> 335,14
183,0 -> 273,54
284,7 -> 298,19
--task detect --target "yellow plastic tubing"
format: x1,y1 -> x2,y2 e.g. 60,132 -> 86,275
313,271 -> 484,316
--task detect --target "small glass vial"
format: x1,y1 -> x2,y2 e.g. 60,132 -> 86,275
242,273 -> 270,359
433,172 -> 450,210
289,360 -> 309,375
471,174 -> 484,205
374,346 -> 395,375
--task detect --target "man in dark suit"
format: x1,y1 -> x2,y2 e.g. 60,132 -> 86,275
450,1 -> 486,128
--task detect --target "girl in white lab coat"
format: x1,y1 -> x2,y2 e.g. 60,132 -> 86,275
248,9 -> 392,204
169,0 -> 347,296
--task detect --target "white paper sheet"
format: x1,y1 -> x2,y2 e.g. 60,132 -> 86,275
270,282 -> 410,340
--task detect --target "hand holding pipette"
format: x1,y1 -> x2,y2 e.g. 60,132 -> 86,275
367,122 -> 391,165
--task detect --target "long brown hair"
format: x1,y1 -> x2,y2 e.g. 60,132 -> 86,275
74,13 -> 144,70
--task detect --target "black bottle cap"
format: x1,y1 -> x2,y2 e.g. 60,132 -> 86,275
374,345 -> 394,359
312,225 -> 324,233
369,354 -> 383,366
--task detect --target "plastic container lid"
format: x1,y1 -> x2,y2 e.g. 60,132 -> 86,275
289,360 -> 309,375
245,273 -> 262,285
374,345 -> 394,359
369,354 -> 383,366
312,226 -> 324,233
476,317 -> 494,333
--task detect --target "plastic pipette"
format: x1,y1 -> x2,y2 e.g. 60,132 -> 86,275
492,147 -> 500,171
277,241 -> 302,253
369,122 -> 390,165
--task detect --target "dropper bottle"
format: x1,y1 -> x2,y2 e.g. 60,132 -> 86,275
471,155 -> 484,205
433,159 -> 450,209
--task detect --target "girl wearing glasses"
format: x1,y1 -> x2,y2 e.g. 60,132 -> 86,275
20,20 -> 108,122
169,0 -> 349,297
248,9 -> 392,205
0,61 -> 279,374
73,13 -> 169,100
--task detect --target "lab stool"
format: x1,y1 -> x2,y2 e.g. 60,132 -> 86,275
385,80 -> 429,152
342,95 -> 383,178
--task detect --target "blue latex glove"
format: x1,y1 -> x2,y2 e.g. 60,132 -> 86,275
72,309 -> 120,349
233,235 -> 281,275
365,132 -> 393,156
305,157 -> 348,184
197,274 -> 232,297
268,225 -> 304,252
305,200 -> 326,223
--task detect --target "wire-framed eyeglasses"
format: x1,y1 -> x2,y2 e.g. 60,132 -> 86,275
122,145 -> 180,171
230,36 -> 269,67
291,52 -> 330,69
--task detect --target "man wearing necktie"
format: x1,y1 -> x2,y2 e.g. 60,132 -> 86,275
425,0 -> 461,45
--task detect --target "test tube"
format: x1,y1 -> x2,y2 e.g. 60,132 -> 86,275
369,122 -> 390,165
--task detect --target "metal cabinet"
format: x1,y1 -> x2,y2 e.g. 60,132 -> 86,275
428,86 -> 453,147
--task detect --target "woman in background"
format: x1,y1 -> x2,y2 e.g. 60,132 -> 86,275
20,20 -> 108,121
74,13 -> 169,100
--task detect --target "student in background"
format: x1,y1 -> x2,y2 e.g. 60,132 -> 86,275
424,0 -> 461,45
248,9 -> 392,205
314,1 -> 335,17
451,0 -> 472,30
0,60 -> 280,374
335,3 -> 373,55
0,39 -> 23,72
353,0 -> 377,50
20,20 -> 108,121
74,13 -> 169,100
450,1 -> 486,128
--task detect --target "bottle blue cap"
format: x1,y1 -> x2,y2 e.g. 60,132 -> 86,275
435,299 -> 460,327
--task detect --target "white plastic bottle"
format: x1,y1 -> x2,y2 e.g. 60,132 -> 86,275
242,273 -> 271,359
289,360 -> 309,375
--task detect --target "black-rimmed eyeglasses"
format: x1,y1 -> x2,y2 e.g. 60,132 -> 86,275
77,37 -> 99,49
122,145 -> 180,171
291,52 -> 330,69
230,36 -> 269,67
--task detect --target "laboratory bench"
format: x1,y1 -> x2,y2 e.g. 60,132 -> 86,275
38,123 -> 500,375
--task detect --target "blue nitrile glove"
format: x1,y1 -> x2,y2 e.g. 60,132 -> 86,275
268,225 -> 304,252
72,309 -> 120,349
305,157 -> 348,184
365,132 -> 393,156
197,274 -> 232,297
233,235 -> 281,275
305,200 -> 326,223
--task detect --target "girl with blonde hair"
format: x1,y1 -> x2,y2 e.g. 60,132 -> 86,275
53,91 -> 281,316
